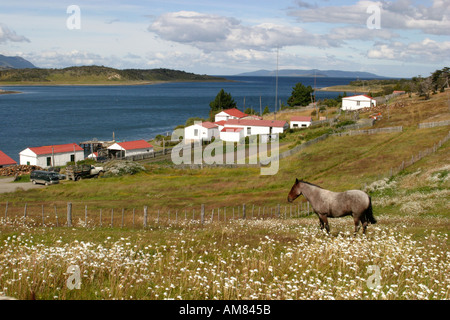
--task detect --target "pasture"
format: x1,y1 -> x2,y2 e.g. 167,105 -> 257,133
0,91 -> 449,300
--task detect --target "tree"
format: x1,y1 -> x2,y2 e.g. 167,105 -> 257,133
209,89 -> 236,111
262,106 -> 270,115
287,82 -> 314,107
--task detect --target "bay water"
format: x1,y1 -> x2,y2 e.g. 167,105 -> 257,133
0,76 -> 362,162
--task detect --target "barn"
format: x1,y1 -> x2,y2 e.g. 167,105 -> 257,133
19,143 -> 84,168
290,116 -> 312,129
342,95 -> 377,111
107,140 -> 154,159
0,150 -> 17,168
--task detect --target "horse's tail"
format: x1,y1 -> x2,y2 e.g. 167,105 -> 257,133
365,196 -> 377,224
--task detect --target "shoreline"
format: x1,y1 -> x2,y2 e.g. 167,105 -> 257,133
0,89 -> 22,95
318,85 -> 371,93
0,79 -> 233,87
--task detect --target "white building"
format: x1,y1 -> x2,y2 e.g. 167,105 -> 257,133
222,119 -> 288,142
214,108 -> 247,122
342,95 -> 377,111
19,143 -> 84,168
290,116 -> 312,129
184,122 -> 219,143
107,140 -> 154,159
220,127 -> 245,142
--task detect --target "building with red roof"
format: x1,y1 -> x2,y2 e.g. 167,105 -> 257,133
290,116 -> 312,129
0,150 -> 17,168
107,140 -> 154,159
214,108 -> 248,122
342,94 -> 377,111
184,121 -> 220,143
19,143 -> 84,168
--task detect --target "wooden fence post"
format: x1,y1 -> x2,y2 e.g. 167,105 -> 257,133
85,205 -> 88,227
55,205 -> 59,227
201,204 -> 205,225
99,209 -> 102,227
143,206 -> 148,228
111,208 -> 114,228
121,208 -> 124,228
277,204 -> 280,218
23,203 -> 27,224
4,201 -> 8,220
242,204 -> 246,220
67,202 -> 72,227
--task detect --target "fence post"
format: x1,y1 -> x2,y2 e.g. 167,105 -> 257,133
133,208 -> 135,227
99,209 -> 102,227
242,204 -> 246,220
277,204 -> 280,219
111,208 -> 114,228
85,205 -> 88,227
55,205 -> 59,227
23,203 -> 27,224
121,208 -> 124,228
144,206 -> 148,228
4,201 -> 8,220
201,204 -> 205,225
42,204 -> 45,226
67,202 -> 72,227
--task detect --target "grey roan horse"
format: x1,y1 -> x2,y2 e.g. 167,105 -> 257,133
288,179 -> 377,234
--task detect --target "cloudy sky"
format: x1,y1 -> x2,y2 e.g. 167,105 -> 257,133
0,0 -> 449,77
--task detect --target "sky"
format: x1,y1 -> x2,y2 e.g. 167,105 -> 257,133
0,0 -> 449,78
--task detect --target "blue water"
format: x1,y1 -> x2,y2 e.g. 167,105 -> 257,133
0,76 -> 364,162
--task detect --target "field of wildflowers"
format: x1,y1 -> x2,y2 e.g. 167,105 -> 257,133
0,214 -> 448,300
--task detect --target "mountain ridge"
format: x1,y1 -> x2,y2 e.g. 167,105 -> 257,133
236,69 -> 387,78
0,54 -> 36,69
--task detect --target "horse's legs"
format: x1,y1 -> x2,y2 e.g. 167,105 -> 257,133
362,220 -> 368,234
319,215 -> 330,233
354,216 -> 361,235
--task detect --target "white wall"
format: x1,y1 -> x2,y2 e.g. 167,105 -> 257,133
342,97 -> 376,111
125,148 -> 153,157
184,124 -> 218,142
220,130 -> 244,142
290,121 -> 311,129
20,149 -> 84,168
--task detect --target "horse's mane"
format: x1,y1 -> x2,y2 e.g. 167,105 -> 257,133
300,180 -> 323,189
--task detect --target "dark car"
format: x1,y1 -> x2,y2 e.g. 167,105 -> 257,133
30,170 -> 60,186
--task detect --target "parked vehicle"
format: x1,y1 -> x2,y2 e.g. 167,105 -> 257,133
30,170 -> 60,186
66,165 -> 104,181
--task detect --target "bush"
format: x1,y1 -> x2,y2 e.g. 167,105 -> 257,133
103,160 -> 145,177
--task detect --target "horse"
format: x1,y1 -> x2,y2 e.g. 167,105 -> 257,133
287,179 -> 377,235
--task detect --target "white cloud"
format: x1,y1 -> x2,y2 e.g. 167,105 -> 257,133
0,23 -> 30,43
149,11 -> 339,52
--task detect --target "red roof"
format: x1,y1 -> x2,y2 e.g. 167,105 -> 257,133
200,122 -> 218,129
225,119 -> 287,128
291,116 -> 312,122
0,150 -> 17,166
214,120 -> 227,127
221,127 -> 243,133
29,143 -> 83,155
221,108 -> 248,118
117,140 -> 153,150
342,94 -> 374,100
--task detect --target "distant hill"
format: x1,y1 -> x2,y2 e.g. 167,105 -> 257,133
0,66 -> 226,84
237,69 -> 386,79
0,54 -> 36,69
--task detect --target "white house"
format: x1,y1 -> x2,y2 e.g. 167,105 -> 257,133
0,150 -> 17,168
214,108 -> 248,122
19,143 -> 84,168
342,95 -> 377,111
220,127 -> 245,142
290,116 -> 312,129
107,140 -> 153,159
184,122 -> 219,143
222,119 -> 288,142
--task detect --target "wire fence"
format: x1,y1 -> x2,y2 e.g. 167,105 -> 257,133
1,202 -> 314,229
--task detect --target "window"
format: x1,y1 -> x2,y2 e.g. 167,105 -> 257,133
194,129 -> 199,137
247,127 -> 251,135
293,124 -> 299,128
357,101 -> 361,106
70,155 -> 75,162
47,157 -> 51,166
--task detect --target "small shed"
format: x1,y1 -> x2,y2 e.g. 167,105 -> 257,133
290,116 -> 312,129
184,122 -> 219,143
19,143 -> 84,168
342,95 -> 376,111
0,150 -> 17,168
107,140 -> 153,159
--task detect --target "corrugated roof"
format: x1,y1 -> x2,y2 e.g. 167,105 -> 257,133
201,122 -> 219,129
0,150 -> 17,166
117,140 -> 153,150
221,127 -> 243,133
29,143 -> 83,155
225,119 -> 287,128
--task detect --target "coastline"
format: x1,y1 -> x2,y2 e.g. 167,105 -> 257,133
318,85 -> 370,93
0,79 -> 233,87
0,89 -> 22,95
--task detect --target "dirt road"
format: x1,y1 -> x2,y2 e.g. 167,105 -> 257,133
0,177 -> 44,194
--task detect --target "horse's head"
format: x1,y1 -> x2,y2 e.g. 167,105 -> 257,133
287,178 -> 302,203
